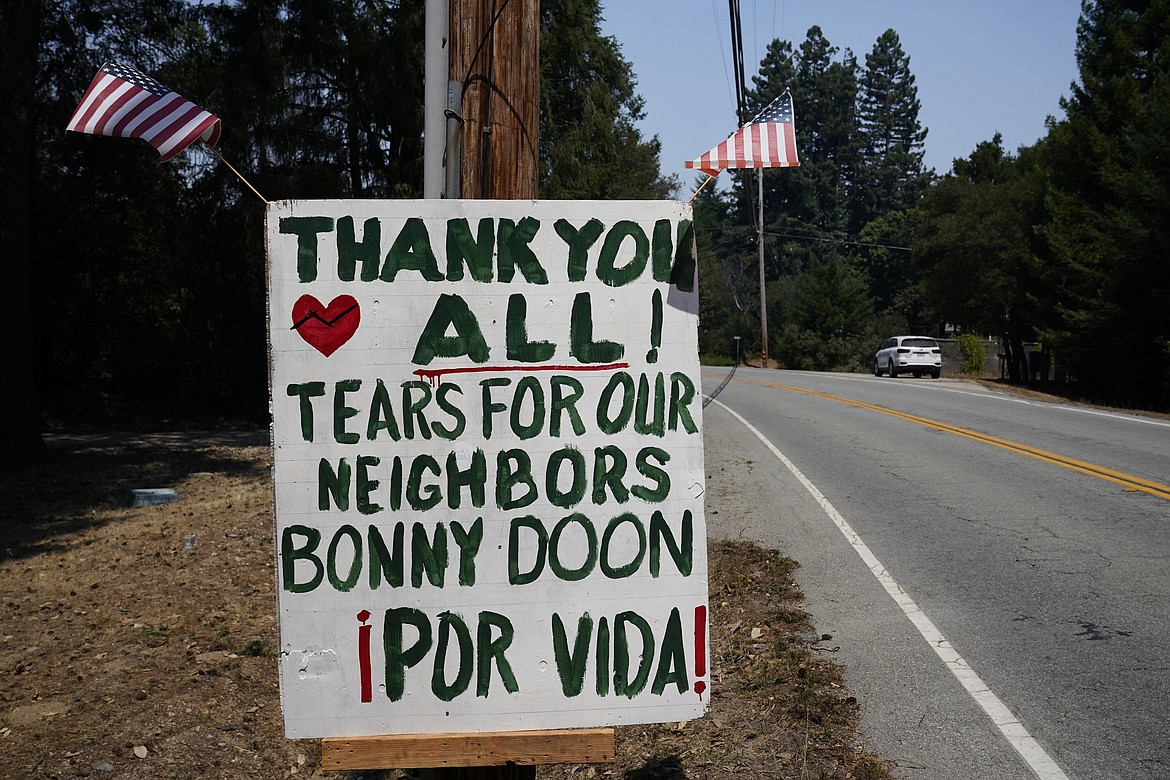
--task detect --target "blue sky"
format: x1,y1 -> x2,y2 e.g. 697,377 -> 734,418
596,1 -> 1083,193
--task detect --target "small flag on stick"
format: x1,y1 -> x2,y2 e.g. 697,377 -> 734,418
67,62 -> 221,162
686,90 -> 800,177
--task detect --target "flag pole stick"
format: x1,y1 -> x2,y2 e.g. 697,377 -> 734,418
205,142 -> 269,204
688,173 -> 717,204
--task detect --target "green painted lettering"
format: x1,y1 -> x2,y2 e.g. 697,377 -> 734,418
366,378 -> 401,441
281,525 -> 323,593
508,516 -> 547,585
381,217 -> 442,282
333,378 -> 361,444
319,458 -> 351,511
548,513 -> 598,581
592,445 -> 630,505
445,449 -> 487,509
668,372 -> 699,433
613,611 -> 653,698
432,611 -> 474,701
600,512 -> 646,579
497,217 -> 547,284
651,607 -> 688,694
476,611 -> 519,696
650,509 -> 692,576
412,293 -> 491,365
450,518 -> 484,586
411,522 -> 447,588
337,215 -> 381,281
279,215 -> 334,283
546,447 -> 586,509
549,376 -> 586,436
552,612 -> 593,697
326,524 -> 362,591
569,292 -> 623,364
287,381 -> 325,442
553,218 -> 604,282
383,607 -> 432,701
596,371 -> 634,433
446,217 -> 495,282
497,449 -> 538,510
632,447 -> 671,502
596,220 -> 649,287
356,455 -> 383,515
510,375 -> 546,440
505,294 -> 556,362
368,523 -> 405,589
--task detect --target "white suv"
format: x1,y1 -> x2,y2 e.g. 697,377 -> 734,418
874,336 -> 942,378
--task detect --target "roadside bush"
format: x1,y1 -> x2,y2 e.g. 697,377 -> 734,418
957,333 -> 987,375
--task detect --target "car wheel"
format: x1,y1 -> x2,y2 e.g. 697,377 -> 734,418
887,359 -> 897,378
874,359 -> 883,377
931,369 -> 941,379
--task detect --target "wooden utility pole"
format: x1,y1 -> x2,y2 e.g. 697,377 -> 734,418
449,0 -> 540,199
446,2 -> 537,777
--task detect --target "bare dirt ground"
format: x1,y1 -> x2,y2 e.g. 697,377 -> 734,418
1,430 -> 892,780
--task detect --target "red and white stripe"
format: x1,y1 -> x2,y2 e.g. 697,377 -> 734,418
67,65 -> 220,162
686,121 -> 799,176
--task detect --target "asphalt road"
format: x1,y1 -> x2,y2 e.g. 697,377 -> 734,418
699,367 -> 1170,780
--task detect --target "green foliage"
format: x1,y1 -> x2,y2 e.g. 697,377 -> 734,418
854,29 -> 930,227
20,0 -> 674,427
700,23 -> 928,374
914,136 -> 1047,381
1039,0 -> 1170,407
539,0 -> 675,199
22,0 -> 1167,424
956,333 -> 987,375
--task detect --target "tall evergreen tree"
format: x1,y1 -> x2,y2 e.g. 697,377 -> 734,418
1043,0 -> 1170,406
854,29 -> 929,229
539,0 -> 674,198
747,31 -> 860,238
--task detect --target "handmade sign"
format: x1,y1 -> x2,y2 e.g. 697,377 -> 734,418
267,199 -> 708,738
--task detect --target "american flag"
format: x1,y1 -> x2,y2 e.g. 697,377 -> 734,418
66,62 -> 221,162
686,91 -> 799,177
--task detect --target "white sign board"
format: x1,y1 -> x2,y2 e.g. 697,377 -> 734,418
267,199 -> 708,739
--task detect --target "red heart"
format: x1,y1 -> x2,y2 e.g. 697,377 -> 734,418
291,294 -> 360,357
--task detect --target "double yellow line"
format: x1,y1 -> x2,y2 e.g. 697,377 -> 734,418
727,375 -> 1170,502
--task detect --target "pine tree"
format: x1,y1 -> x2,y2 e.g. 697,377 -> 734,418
1043,0 -> 1170,406
854,29 -> 928,230
747,30 -> 859,238
539,0 -> 675,199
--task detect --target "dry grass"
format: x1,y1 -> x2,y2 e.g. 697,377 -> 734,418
1,433 -> 891,780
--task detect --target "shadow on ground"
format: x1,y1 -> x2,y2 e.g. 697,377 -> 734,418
0,430 -> 268,559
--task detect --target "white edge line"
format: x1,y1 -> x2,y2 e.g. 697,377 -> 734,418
709,397 -> 1070,780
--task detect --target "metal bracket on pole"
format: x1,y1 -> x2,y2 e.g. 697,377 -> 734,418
444,80 -> 464,199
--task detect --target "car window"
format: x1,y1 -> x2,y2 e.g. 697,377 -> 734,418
903,338 -> 938,348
